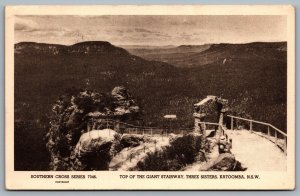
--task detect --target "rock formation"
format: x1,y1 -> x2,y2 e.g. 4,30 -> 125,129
205,153 -> 246,171
45,87 -> 140,170
193,96 -> 229,150
111,86 -> 140,118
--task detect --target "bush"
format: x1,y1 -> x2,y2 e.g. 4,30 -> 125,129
136,133 -> 202,171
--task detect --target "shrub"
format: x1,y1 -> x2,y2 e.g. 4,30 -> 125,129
136,133 -> 202,171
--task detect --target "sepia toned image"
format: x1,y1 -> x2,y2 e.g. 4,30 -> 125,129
5,5 -> 295,190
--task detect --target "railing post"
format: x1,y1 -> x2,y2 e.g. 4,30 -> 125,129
87,122 -> 90,132
142,129 -> 144,135
274,130 -> 278,146
284,136 -> 287,155
106,119 -> 108,129
225,115 -> 287,154
136,127 -> 138,134
151,128 -> 153,136
218,113 -> 224,138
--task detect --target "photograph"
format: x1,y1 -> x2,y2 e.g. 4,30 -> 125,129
5,5 -> 295,190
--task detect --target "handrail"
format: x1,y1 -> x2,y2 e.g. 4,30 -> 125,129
86,115 -> 287,156
201,122 -> 219,126
227,115 -> 286,136
90,118 -> 218,131
269,125 -> 286,136
90,118 -> 159,129
227,114 -> 287,155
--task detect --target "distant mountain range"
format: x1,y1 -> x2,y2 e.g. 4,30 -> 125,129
124,42 -> 287,68
15,41 -> 287,68
15,41 -> 130,55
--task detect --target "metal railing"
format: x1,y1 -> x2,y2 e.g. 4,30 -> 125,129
227,115 -> 287,155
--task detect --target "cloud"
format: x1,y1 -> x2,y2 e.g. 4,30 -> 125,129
14,15 -> 287,45
15,16 -> 70,34
15,17 -> 39,32
15,23 -> 29,31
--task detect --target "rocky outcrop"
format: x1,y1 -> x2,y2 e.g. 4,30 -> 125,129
193,95 -> 229,123
46,87 -> 140,171
70,129 -> 116,170
206,153 -> 246,171
193,95 -> 229,151
111,86 -> 140,117
74,129 -> 116,157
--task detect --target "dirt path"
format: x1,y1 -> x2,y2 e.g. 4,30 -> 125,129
226,129 -> 286,171
184,129 -> 286,171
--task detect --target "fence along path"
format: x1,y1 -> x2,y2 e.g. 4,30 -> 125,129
228,115 -> 287,155
86,118 -> 220,136
86,116 -> 287,155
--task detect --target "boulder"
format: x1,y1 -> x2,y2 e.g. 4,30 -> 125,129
74,129 -> 116,157
206,153 -> 247,171
71,129 -> 117,170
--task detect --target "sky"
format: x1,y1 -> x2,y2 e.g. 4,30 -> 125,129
14,15 -> 287,46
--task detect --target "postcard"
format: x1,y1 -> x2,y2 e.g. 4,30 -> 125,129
5,5 -> 295,190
